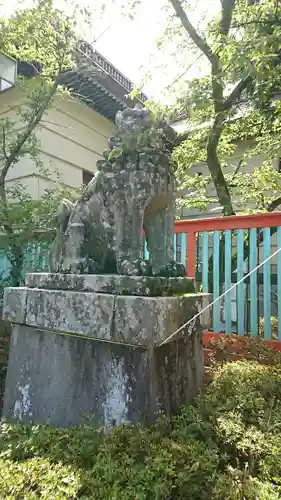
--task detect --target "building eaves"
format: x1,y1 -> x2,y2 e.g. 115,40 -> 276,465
17,39 -> 147,122
16,42 -> 178,147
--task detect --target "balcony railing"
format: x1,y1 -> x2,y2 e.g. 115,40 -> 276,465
77,41 -> 147,103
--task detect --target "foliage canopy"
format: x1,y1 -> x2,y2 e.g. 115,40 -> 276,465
124,0 -> 281,216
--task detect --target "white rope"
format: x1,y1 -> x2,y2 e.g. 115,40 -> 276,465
158,244 -> 281,347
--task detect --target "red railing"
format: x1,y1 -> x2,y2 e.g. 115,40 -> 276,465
174,211 -> 281,353
174,211 -> 281,278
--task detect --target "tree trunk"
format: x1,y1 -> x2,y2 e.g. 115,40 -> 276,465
207,116 -> 235,217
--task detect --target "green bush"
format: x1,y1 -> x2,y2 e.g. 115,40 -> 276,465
0,421 -> 219,499
201,362 -> 281,483
259,316 -> 278,340
205,361 -> 281,428
1,361 -> 281,498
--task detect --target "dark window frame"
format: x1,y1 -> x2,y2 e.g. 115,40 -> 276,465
82,170 -> 94,186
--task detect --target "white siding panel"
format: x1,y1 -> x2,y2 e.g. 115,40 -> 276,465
0,85 -> 115,198
6,152 -> 83,189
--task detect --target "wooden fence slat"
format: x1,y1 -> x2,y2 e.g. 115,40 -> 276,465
202,231 -> 209,293
263,227 -> 272,339
250,228 -> 258,336
173,234 -> 177,261
278,227 -> 281,340
213,231 -> 220,332
144,239 -> 149,260
224,230 -> 232,334
180,233 -> 187,268
237,230 -> 245,335
32,243 -> 37,268
187,231 -> 196,278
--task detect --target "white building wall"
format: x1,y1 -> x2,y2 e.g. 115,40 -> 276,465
0,85 -> 115,198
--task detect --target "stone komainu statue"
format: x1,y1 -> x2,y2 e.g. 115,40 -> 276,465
49,105 -> 184,276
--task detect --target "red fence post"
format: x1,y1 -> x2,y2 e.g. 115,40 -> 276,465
187,231 -> 196,278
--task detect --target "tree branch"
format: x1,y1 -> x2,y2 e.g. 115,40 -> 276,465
0,78 -> 59,187
1,126 -> 8,161
219,0 -> 236,36
224,75 -> 253,110
231,19 -> 281,28
266,196 -> 281,212
207,114 -> 235,215
169,0 -> 246,217
169,0 -> 216,64
228,158 -> 244,187
211,58 -> 224,113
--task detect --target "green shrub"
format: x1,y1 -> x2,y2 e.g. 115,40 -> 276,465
0,457 -> 81,499
212,473 -> 281,500
204,361 -> 281,428
202,362 -> 281,478
259,316 -> 278,340
0,421 -> 219,499
1,361 -> 281,498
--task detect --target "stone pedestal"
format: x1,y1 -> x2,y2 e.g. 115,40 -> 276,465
2,273 -> 208,428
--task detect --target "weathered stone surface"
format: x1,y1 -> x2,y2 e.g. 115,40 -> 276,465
3,325 -> 150,427
155,315 -> 204,416
2,283 -> 207,427
113,294 -> 203,345
2,318 -> 204,427
25,289 -> 114,340
3,288 -> 113,340
49,105 -> 183,277
3,285 -> 206,346
2,287 -> 27,324
26,273 -> 195,296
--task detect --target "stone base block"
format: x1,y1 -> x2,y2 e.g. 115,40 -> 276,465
26,272 -> 195,296
2,274 -> 208,428
3,323 -> 203,427
3,279 -> 201,346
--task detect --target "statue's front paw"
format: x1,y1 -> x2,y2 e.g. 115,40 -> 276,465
61,258 -> 85,274
139,259 -> 153,276
118,259 -> 152,276
155,261 -> 186,278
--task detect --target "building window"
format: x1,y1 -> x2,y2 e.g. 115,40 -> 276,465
0,78 -> 12,92
0,53 -> 17,92
83,170 -> 94,186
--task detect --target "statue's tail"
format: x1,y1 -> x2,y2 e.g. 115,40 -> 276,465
49,199 -> 74,272
58,199 -> 74,232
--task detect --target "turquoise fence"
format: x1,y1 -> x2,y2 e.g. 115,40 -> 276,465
174,212 -> 281,341
0,241 -> 50,282
1,212 -> 281,341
